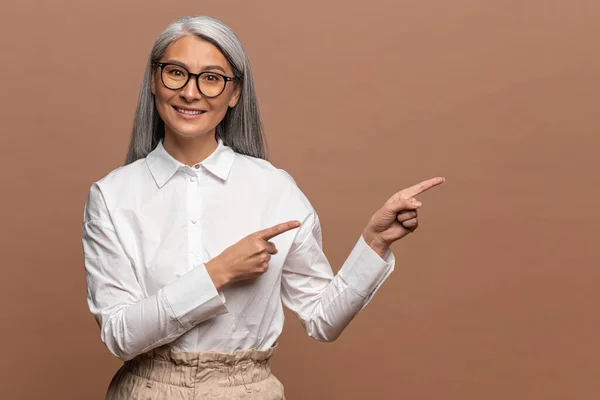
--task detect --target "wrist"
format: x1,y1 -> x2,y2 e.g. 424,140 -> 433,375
362,230 -> 389,259
205,259 -> 229,290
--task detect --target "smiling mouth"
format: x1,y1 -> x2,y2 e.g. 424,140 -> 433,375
173,106 -> 205,115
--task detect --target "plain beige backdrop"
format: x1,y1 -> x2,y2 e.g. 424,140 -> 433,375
1,1 -> 599,399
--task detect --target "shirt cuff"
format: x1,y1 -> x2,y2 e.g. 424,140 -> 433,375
339,235 -> 395,297
162,263 -> 228,329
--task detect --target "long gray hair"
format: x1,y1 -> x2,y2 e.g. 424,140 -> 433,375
125,16 -> 266,164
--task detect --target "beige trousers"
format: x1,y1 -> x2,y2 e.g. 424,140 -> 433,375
106,345 -> 285,400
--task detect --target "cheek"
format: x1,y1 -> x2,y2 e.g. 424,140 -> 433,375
154,89 -> 175,115
206,97 -> 231,117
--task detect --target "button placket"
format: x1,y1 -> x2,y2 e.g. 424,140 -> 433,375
189,182 -> 200,226
188,168 -> 208,268
187,170 -> 202,270
195,176 -> 212,264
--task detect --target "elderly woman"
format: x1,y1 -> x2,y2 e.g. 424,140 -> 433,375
82,15 -> 444,400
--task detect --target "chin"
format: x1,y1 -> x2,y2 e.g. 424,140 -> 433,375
167,123 -> 217,140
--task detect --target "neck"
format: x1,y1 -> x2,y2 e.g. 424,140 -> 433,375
162,130 -> 219,166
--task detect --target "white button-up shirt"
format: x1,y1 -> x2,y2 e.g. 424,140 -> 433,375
82,140 -> 395,361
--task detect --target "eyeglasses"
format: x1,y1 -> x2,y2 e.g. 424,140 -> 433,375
154,62 -> 237,98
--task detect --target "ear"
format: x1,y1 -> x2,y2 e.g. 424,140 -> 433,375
228,81 -> 241,108
151,69 -> 157,96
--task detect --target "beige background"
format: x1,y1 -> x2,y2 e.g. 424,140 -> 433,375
1,0 -> 599,399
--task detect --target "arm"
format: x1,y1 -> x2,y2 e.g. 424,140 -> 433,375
82,184 -> 227,361
280,212 -> 395,342
278,172 -> 445,341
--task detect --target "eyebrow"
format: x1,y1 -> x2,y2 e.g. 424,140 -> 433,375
162,59 -> 227,74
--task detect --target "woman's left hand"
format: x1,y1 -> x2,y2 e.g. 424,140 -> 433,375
362,177 -> 445,258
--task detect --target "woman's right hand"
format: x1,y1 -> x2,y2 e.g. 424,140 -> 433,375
205,220 -> 301,290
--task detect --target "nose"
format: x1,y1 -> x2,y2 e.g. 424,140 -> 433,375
179,76 -> 202,102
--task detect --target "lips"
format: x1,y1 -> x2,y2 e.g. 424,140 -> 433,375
173,105 -> 205,116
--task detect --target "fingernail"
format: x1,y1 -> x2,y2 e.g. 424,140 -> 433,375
413,201 -> 422,207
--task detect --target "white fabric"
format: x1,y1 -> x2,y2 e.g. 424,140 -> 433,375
82,139 -> 395,361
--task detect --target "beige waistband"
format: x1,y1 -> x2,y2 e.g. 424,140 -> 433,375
123,345 -> 277,388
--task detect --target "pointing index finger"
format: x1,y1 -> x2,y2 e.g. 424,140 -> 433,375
256,220 -> 301,241
401,177 -> 445,199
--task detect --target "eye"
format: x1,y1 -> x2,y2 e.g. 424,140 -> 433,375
164,65 -> 187,78
200,73 -> 224,83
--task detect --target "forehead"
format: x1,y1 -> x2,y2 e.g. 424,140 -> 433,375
162,35 -> 231,72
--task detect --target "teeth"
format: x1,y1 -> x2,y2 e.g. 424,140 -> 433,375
176,108 -> 203,115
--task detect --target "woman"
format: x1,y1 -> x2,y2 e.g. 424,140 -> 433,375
82,15 -> 444,400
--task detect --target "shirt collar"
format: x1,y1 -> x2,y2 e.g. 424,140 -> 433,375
146,139 -> 235,188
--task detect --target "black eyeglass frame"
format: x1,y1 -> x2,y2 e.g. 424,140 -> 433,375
154,62 -> 238,98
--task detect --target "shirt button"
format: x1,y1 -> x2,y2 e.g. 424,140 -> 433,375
194,165 -> 200,169
191,220 -> 197,224
190,177 -> 195,182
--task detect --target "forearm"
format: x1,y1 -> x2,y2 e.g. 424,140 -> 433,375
99,291 -> 186,360
285,235 -> 395,342
90,264 -> 227,361
298,276 -> 374,342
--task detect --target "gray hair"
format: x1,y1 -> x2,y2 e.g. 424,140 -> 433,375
125,16 -> 267,164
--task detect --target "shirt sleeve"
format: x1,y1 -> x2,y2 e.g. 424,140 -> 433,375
82,183 -> 228,361
280,211 -> 395,342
